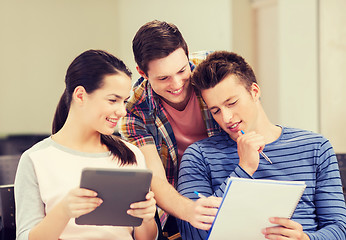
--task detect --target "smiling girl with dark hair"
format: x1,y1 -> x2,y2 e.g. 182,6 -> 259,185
15,50 -> 158,240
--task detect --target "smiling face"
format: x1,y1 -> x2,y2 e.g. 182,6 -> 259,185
82,72 -> 131,135
202,74 -> 261,141
141,48 -> 192,110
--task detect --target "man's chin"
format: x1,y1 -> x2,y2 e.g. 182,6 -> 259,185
227,131 -> 238,141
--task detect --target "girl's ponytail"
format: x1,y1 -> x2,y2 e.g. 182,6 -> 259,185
101,135 -> 136,165
52,90 -> 69,134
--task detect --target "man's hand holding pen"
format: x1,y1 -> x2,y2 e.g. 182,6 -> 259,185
237,130 -> 266,176
187,192 -> 222,231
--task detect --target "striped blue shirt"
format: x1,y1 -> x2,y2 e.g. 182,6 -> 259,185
177,126 -> 346,240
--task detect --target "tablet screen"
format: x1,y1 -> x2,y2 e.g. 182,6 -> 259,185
75,168 -> 152,226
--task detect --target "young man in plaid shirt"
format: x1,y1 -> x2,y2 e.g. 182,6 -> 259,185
119,20 -> 222,239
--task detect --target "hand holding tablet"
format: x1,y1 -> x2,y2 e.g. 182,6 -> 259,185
75,168 -> 153,226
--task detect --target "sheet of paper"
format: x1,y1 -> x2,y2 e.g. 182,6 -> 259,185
207,177 -> 306,240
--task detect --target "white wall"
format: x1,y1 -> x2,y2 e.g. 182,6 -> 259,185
253,0 -> 319,132
232,0 -> 255,66
0,0 -> 119,136
114,0 -> 233,80
0,0 -> 239,137
278,0 -> 319,132
319,0 -> 346,152
1,0 -> 345,154
253,1 -> 279,124
254,0 -> 346,153
254,0 -> 319,132
0,0 -> 236,136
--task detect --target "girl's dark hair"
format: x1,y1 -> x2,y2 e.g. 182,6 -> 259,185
132,20 -> 189,75
52,50 -> 136,165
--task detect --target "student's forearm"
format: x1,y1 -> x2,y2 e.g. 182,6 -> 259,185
151,175 -> 194,222
139,144 -> 195,222
29,202 -> 70,240
134,218 -> 158,240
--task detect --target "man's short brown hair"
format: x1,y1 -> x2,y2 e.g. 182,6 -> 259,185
191,51 -> 257,95
132,20 -> 189,76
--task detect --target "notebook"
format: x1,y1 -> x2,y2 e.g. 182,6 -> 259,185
207,177 -> 306,240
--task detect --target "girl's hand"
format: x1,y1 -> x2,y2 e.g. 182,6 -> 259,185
61,187 -> 103,218
127,191 -> 156,223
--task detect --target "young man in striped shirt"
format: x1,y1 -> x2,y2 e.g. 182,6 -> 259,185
177,51 -> 346,240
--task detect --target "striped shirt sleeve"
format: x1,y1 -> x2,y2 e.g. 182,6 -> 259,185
305,139 -> 346,240
176,142 -> 250,240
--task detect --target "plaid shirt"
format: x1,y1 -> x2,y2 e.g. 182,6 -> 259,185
119,61 -> 221,187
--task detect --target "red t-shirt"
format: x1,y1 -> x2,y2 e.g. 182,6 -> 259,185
162,92 -> 208,163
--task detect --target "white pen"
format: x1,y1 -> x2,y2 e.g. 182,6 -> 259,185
240,130 -> 273,164
259,151 -> 273,164
194,191 -> 207,198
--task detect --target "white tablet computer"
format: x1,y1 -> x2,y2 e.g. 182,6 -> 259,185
75,167 -> 152,226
